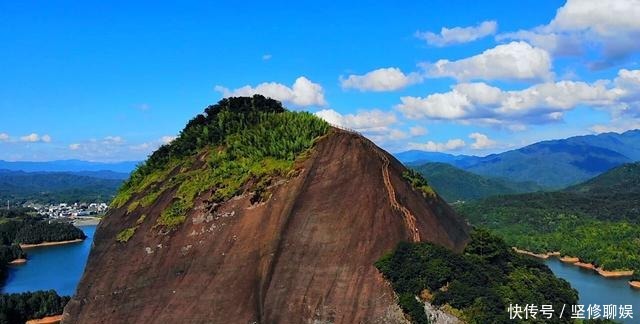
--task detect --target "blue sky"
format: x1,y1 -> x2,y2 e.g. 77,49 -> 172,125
2,0 -> 640,161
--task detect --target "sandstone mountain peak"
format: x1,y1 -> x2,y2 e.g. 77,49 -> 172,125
62,96 -> 470,323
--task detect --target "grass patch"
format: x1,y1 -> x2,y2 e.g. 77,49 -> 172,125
402,169 -> 436,199
116,226 -> 138,243
135,214 -> 147,225
156,200 -> 187,229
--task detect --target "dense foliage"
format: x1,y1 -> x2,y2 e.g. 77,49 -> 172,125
0,245 -> 25,281
376,229 -> 578,324
411,162 -> 543,202
0,170 -> 122,204
0,207 -> 36,219
112,95 -> 330,232
402,169 -> 436,199
13,221 -> 86,245
0,290 -> 69,324
456,162 -> 640,272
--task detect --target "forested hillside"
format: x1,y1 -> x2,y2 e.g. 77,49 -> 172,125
412,162 -> 542,202
456,162 -> 640,273
0,170 -> 123,203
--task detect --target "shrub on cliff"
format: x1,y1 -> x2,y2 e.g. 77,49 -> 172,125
376,229 -> 578,324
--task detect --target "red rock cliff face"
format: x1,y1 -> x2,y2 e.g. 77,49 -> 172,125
63,130 -> 470,324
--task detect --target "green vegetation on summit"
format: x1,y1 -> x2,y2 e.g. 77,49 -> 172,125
411,162 -> 543,202
112,95 -> 330,233
457,162 -> 640,273
376,229 -> 578,324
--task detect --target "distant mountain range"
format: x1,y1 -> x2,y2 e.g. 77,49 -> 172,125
461,161 -> 640,222
393,150 -> 479,167
412,162 -> 543,202
566,161 -> 640,195
396,129 -> 640,188
0,159 -> 139,173
0,169 -> 124,204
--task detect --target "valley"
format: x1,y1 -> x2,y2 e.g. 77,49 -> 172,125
454,163 -> 640,274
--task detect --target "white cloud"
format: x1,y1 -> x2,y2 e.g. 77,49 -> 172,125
0,133 -> 8,142
67,135 -> 171,160
314,108 -> 415,148
496,30 -> 583,57
421,41 -> 553,82
315,109 -> 397,132
262,54 -> 272,61
19,133 -> 51,143
409,126 -> 428,136
161,135 -> 176,144
397,69 -> 640,125
408,139 -> 466,152
103,136 -> 124,145
497,0 -> 640,68
215,76 -> 326,107
469,132 -> 497,149
590,119 -> 640,133
340,67 -> 422,91
131,135 -> 179,153
130,142 -> 152,152
416,20 -> 498,47
20,133 -> 39,142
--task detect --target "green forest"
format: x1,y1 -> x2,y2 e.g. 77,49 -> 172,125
0,215 -> 86,246
0,170 -> 122,204
0,290 -> 69,324
376,229 -> 579,324
456,162 -> 640,273
112,95 -> 330,235
411,162 -> 543,202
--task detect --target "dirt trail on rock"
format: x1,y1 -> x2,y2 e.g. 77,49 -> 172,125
364,139 -> 421,242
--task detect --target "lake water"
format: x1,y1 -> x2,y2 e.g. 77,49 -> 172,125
1,227 -> 639,322
544,258 -> 639,323
1,225 -> 96,296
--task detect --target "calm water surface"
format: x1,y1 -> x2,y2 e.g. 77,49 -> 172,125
544,258 -> 639,323
2,225 -> 96,296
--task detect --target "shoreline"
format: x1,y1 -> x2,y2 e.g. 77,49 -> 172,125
20,238 -> 84,249
630,281 -> 640,289
72,217 -> 102,227
512,247 -> 635,278
560,256 -> 579,263
26,315 -> 62,324
511,247 -> 560,259
8,258 -> 27,265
